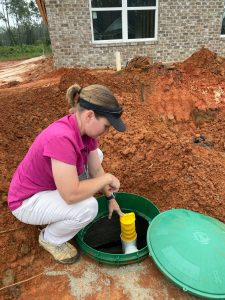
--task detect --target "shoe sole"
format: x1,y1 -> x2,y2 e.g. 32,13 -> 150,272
56,251 -> 81,264
39,241 -> 81,264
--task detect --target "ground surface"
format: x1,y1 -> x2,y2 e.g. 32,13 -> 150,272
0,48 -> 225,299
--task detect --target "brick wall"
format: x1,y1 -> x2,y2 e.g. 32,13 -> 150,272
45,0 -> 225,68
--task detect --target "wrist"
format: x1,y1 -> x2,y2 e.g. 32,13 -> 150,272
105,173 -> 113,184
105,194 -> 115,201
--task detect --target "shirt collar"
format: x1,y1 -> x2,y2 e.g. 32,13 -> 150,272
69,114 -> 88,151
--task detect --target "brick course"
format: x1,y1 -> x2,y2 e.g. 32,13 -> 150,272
45,0 -> 225,68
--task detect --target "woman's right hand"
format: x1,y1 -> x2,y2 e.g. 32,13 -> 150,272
105,173 -> 120,193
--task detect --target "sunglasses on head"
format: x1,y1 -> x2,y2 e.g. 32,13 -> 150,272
78,98 -> 123,118
91,107 -> 123,118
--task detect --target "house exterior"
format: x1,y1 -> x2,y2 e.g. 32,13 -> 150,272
36,0 -> 225,68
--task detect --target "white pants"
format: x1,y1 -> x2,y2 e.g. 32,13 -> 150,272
12,191 -> 98,245
12,148 -> 103,245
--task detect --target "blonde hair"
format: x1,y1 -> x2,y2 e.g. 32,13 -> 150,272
66,83 -> 120,113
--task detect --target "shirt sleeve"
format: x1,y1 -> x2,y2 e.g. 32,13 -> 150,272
43,136 -> 77,165
89,138 -> 98,152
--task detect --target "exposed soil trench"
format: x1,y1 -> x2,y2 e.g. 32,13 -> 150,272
0,48 -> 225,299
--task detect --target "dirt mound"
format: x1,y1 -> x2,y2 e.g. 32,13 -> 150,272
40,67 -> 70,80
122,48 -> 225,122
1,47 -> 225,218
126,56 -> 153,70
0,47 -> 225,298
0,56 -> 53,87
1,47 -> 224,216
181,47 -> 225,76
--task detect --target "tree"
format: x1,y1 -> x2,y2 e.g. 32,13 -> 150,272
8,0 -> 34,44
0,0 -> 16,45
0,0 -> 50,46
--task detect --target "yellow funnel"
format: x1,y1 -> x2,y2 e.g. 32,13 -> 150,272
120,212 -> 137,241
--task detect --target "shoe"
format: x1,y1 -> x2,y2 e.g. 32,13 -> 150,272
39,230 -> 80,264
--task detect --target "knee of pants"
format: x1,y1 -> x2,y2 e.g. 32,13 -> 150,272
75,197 -> 98,226
60,197 -> 98,230
86,197 -> 98,222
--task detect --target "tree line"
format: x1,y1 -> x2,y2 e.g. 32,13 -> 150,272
0,0 -> 50,46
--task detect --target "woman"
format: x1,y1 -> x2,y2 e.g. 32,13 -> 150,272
8,83 -> 125,264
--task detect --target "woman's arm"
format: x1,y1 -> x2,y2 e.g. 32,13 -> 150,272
88,149 -> 111,195
88,150 -> 123,218
51,158 -> 119,204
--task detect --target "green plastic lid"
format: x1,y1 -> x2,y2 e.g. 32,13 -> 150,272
147,209 -> 225,299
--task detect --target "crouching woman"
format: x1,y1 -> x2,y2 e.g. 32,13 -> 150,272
8,83 -> 126,264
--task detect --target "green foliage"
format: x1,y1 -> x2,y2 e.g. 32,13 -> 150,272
0,0 -> 51,46
0,44 -> 52,61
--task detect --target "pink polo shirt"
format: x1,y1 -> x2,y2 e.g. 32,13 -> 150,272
8,114 -> 97,211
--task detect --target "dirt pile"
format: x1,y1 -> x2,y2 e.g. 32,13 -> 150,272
0,47 -> 225,298
126,56 -> 153,70
123,47 -> 225,122
0,56 -> 53,87
181,47 -> 225,76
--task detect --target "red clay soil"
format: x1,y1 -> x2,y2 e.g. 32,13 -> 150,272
0,47 -> 225,299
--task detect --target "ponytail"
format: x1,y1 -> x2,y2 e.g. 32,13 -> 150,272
66,84 -> 81,109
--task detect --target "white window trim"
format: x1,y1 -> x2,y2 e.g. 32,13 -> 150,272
89,0 -> 158,44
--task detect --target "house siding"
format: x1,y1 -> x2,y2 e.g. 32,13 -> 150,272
45,0 -> 225,68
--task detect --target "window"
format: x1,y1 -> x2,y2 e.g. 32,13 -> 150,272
90,0 -> 157,43
221,4 -> 225,35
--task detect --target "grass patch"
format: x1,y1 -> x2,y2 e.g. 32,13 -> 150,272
0,44 -> 52,61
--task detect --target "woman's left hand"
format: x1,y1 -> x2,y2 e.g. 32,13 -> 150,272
108,198 -> 124,219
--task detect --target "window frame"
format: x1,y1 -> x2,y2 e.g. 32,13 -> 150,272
89,0 -> 158,44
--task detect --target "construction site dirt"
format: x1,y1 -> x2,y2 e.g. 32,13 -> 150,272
0,48 -> 225,299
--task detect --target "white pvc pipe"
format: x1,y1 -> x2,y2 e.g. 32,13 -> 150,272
115,51 -> 121,71
121,235 -> 138,254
